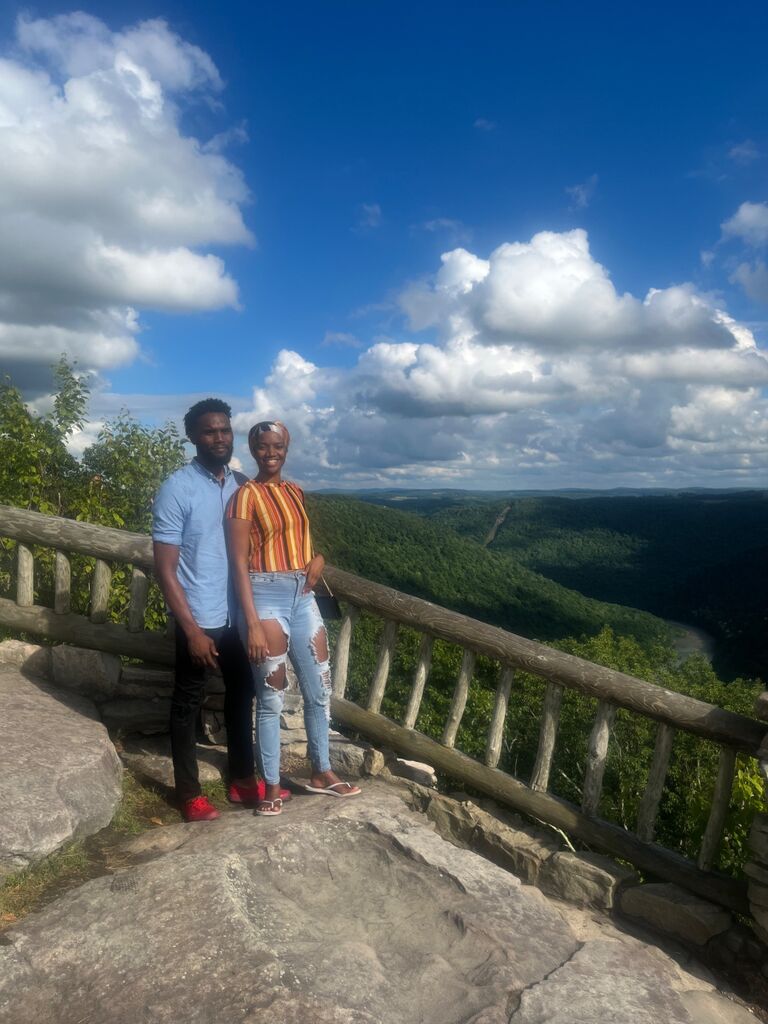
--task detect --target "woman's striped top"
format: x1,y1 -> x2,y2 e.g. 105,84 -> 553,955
226,480 -> 313,572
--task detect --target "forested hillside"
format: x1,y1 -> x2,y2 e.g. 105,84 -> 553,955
419,493 -> 767,680
306,494 -> 667,646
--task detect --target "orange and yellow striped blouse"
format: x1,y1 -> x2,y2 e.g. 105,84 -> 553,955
227,480 -> 313,572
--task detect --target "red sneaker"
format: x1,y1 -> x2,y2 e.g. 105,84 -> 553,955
228,780 -> 291,805
183,795 -> 220,822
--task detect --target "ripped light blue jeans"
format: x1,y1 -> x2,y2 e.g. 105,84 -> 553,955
239,571 -> 332,785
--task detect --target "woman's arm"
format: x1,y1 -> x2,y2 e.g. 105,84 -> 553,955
226,517 -> 269,662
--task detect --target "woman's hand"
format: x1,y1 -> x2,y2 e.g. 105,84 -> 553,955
304,554 -> 325,593
247,620 -> 269,663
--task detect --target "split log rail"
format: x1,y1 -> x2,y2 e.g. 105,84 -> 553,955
0,504 -> 764,917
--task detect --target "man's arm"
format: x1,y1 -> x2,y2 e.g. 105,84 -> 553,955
153,541 -> 220,669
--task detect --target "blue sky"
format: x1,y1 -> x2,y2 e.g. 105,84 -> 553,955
1,2 -> 767,488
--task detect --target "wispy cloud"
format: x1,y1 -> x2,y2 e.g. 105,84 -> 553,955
412,217 -> 470,243
700,249 -> 716,267
202,121 -> 249,154
473,117 -> 496,132
348,300 -> 395,320
322,331 -> 362,349
728,140 -> 759,165
355,202 -> 382,230
722,202 -> 768,246
421,217 -> 462,233
565,174 -> 598,210
721,201 -> 768,304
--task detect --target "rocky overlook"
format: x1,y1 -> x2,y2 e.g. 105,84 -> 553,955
0,647 -> 760,1024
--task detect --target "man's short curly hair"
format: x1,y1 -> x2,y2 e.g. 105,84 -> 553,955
183,398 -> 232,439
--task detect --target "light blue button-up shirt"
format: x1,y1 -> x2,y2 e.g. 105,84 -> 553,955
151,459 -> 245,629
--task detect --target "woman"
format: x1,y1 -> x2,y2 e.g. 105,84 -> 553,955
226,420 -> 361,815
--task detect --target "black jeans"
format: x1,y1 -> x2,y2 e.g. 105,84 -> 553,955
171,623 -> 255,802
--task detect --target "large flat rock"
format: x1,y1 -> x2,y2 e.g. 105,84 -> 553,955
0,665 -> 122,878
510,939 -> 692,1023
0,794 -> 576,1023
0,786 -> 748,1023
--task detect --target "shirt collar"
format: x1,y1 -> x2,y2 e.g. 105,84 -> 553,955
191,457 -> 232,483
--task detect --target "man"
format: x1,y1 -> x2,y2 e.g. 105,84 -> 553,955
152,398 -> 284,821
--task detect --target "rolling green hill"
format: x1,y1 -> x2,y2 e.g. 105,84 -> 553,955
306,494 -> 668,646
413,491 -> 768,680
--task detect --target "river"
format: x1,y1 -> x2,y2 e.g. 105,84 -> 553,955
665,620 -> 716,663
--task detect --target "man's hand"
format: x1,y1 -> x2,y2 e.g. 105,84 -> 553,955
303,554 -> 325,593
247,621 -> 269,663
187,630 -> 220,669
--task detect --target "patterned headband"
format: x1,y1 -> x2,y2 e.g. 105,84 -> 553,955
248,420 -> 290,445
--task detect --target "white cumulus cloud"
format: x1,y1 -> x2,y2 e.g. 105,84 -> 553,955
234,230 -> 768,488
0,12 -> 251,396
401,230 -> 733,351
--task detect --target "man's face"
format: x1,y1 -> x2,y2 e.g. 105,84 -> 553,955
191,412 -> 234,466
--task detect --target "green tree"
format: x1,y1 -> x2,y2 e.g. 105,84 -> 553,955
0,359 -> 86,515
0,362 -> 185,629
80,414 -> 185,532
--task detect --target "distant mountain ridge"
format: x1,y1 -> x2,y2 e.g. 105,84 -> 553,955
317,486 -> 768,501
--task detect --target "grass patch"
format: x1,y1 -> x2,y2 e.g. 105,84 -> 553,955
0,769 -> 237,932
0,769 -> 184,929
201,778 -> 227,807
0,841 -> 91,923
110,770 -> 177,835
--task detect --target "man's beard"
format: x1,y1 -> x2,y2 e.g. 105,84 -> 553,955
203,446 -> 233,466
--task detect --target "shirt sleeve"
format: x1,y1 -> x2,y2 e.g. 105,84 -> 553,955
151,477 -> 186,545
226,483 -> 254,520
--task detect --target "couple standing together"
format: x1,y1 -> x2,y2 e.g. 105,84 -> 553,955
151,398 -> 360,821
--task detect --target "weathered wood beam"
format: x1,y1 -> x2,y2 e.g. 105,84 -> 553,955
698,747 -> 737,872
582,700 -> 617,817
0,597 -> 174,664
128,566 -> 149,633
530,683 -> 564,792
485,665 -> 514,769
330,695 -> 748,915
0,505 -> 154,569
403,633 -> 433,730
636,723 -> 675,843
90,559 -> 111,624
331,605 -> 360,698
16,544 -> 34,607
323,564 -> 766,756
54,550 -> 71,614
366,619 -> 398,714
442,649 -> 476,748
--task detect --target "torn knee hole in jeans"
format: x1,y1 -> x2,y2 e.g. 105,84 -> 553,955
309,626 -> 333,720
263,651 -> 288,692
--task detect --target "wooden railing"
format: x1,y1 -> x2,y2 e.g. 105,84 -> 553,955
1,504 -> 764,916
